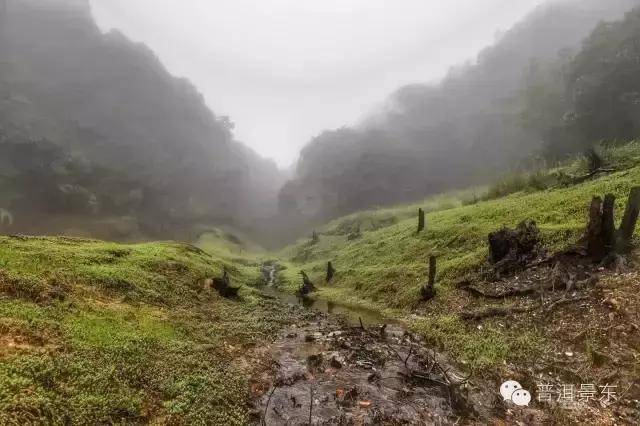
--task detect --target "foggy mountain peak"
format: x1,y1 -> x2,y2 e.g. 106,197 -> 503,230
89,0 -> 549,167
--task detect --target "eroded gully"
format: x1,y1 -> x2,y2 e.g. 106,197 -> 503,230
248,263 -> 487,425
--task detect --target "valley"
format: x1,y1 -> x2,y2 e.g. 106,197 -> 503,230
2,0 -> 640,424
2,146 -> 640,423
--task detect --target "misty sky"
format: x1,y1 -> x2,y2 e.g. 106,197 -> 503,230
90,0 -> 546,167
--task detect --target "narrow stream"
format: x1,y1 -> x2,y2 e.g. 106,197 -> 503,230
260,264 -> 387,326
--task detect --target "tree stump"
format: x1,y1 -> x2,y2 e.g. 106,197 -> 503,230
326,261 -> 336,283
617,186 -> 640,252
584,188 -> 640,260
488,220 -> 540,264
601,194 -> 616,255
417,208 -> 425,234
299,271 -> 316,295
420,256 -> 437,301
586,196 -> 604,259
212,268 -> 241,298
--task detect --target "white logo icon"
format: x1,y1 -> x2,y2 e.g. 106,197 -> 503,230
500,380 -> 522,401
511,389 -> 532,406
500,380 -> 531,406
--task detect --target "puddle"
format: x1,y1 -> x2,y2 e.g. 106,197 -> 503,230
261,285 -> 386,327
260,263 -> 388,327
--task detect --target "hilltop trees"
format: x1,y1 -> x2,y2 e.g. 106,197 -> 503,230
280,0 -> 640,229
0,0 -> 282,240
523,7 -> 640,159
569,8 -> 640,144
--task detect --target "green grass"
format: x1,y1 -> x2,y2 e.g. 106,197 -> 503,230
485,140 -> 640,200
280,142 -> 640,370
0,235 -> 294,424
410,315 -> 545,373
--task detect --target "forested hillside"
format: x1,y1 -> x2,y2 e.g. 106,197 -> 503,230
0,0 -> 282,241
280,0 -> 640,232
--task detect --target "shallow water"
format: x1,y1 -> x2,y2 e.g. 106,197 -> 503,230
261,284 -> 387,327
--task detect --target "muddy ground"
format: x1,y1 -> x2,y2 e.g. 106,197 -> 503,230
249,313 -> 486,425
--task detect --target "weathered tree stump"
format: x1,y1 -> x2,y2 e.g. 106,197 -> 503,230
584,187 -> 640,260
212,268 -> 241,298
488,219 -> 540,264
601,194 -> 616,255
586,196 -> 604,259
420,256 -> 437,301
299,270 -> 316,295
326,261 -> 336,283
417,208 -> 425,234
617,186 -> 640,252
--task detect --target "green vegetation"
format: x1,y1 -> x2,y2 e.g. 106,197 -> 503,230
485,141 -> 640,199
0,235 -> 292,424
280,143 -> 640,370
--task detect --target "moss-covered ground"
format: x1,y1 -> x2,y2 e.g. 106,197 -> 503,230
0,234 -> 293,424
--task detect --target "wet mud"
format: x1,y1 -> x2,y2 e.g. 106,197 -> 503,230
252,313 -> 477,425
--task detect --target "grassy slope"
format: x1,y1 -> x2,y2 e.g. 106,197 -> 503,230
0,234 -> 288,424
1,146 -> 638,422
280,149 -> 640,371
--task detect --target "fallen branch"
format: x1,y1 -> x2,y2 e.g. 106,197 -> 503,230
399,370 -> 449,388
404,344 -> 413,370
461,295 -> 590,320
462,282 -> 553,299
543,296 -> 589,313
308,386 -> 313,425
460,304 -> 540,320
569,168 -> 616,185
262,386 -> 277,426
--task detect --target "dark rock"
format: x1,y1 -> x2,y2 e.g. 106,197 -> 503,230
307,353 -> 324,371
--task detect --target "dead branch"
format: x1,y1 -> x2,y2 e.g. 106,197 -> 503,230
543,296 -> 589,313
460,304 -> 540,320
569,167 -> 616,185
308,386 -> 313,425
462,280 -> 555,299
404,344 -> 413,370
262,386 -> 277,426
399,370 -> 449,388
461,295 -> 589,320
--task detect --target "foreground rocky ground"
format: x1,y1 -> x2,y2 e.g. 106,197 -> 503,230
249,313 -> 479,425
